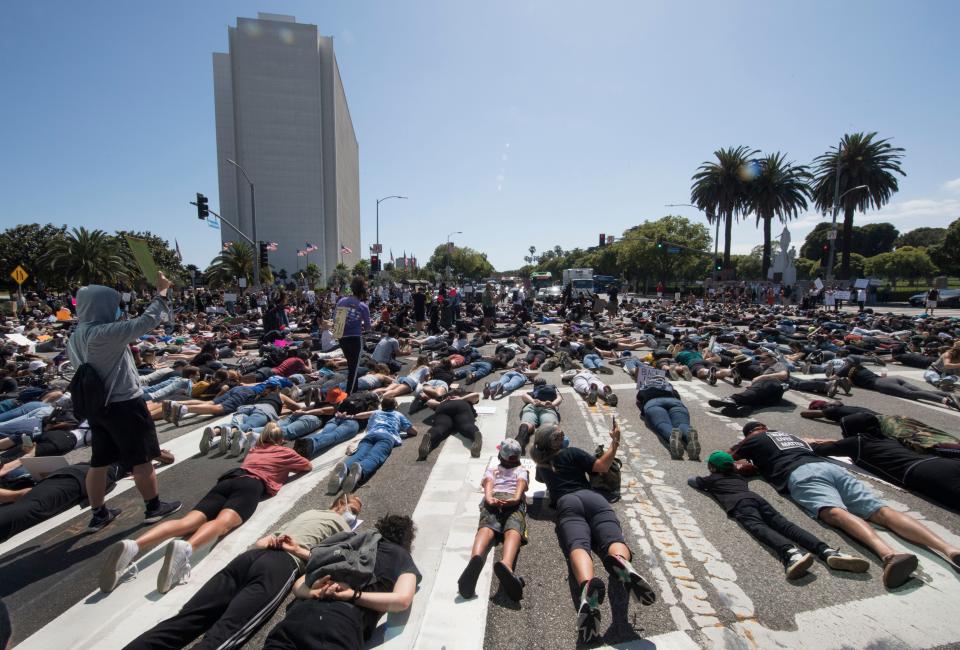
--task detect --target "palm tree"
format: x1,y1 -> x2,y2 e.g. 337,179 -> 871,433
690,146 -> 758,268
811,132 -> 905,279
747,152 -> 812,278
39,227 -> 133,286
204,241 -> 254,288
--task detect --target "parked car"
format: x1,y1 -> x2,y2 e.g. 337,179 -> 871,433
537,286 -> 563,303
909,289 -> 960,307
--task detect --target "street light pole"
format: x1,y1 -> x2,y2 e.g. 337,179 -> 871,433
666,203 -> 718,278
226,158 -> 259,288
375,195 -> 407,250
825,180 -> 870,282
446,230 -> 462,280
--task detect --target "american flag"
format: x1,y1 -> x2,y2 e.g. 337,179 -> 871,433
266,242 -> 279,252
223,241 -> 233,250
340,244 -> 353,254
297,249 -> 307,257
304,242 -> 319,253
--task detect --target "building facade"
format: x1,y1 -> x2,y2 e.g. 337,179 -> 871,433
213,13 -> 360,280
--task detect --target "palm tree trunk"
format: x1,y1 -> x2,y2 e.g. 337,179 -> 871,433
762,215 -> 772,279
840,204 -> 855,279
723,212 -> 733,267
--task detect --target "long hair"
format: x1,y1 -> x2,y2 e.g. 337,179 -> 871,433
256,422 -> 284,448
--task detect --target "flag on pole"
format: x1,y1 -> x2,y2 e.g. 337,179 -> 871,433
297,249 -> 307,257
340,244 -> 353,254
390,249 -> 394,262
223,241 -> 233,250
174,239 -> 183,261
266,242 -> 279,252
304,242 -> 318,253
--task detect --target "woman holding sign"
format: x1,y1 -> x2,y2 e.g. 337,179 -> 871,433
335,276 -> 371,394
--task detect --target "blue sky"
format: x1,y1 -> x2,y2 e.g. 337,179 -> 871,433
2,0 -> 959,272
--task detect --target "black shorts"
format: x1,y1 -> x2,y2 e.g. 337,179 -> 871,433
194,472 -> 266,522
689,361 -> 708,374
482,305 -> 495,318
87,398 -> 160,468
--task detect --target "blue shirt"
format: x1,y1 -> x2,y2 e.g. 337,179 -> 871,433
365,410 -> 413,445
336,297 -> 371,337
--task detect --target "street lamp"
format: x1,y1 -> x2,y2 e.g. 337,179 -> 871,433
825,184 -> 869,281
226,158 -> 259,288
446,231 -> 462,280
666,203 -> 719,278
376,195 -> 407,250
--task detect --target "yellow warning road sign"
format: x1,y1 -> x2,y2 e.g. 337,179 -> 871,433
10,265 -> 29,286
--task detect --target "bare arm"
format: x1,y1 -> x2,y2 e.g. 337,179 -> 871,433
591,423 -> 621,474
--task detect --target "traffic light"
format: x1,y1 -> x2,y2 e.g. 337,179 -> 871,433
371,254 -> 381,273
196,193 -> 209,219
714,258 -> 722,271
258,241 -> 268,268
822,243 -> 829,252
599,233 -> 606,247
655,236 -> 664,250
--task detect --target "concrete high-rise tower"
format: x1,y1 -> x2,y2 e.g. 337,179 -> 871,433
213,13 -> 359,279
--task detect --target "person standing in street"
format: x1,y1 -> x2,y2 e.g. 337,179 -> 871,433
336,276 -> 371,394
857,286 -> 867,313
925,286 -> 939,315
68,273 -> 182,533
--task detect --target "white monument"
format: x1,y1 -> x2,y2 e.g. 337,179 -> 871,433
767,227 -> 797,286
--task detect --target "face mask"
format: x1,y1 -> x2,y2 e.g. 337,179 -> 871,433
562,436 -> 570,449
343,509 -> 358,528
115,306 -> 123,321
500,458 -> 521,468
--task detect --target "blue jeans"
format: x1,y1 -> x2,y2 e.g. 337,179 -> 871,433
272,414 -> 324,441
297,418 -> 360,456
583,354 -> 603,370
0,399 -> 19,414
643,397 -> 691,442
454,361 -> 493,381
343,430 -> 396,480
0,402 -> 47,423
491,371 -> 526,393
0,404 -> 53,437
230,405 -> 277,432
623,358 -> 641,373
142,377 -> 192,400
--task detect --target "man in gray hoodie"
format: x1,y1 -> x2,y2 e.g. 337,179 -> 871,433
68,272 -> 181,532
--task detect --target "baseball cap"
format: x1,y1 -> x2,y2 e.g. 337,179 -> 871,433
707,450 -> 734,471
326,387 -> 348,405
498,438 -> 522,462
172,360 -> 188,368
742,421 -> 764,436
28,360 -> 47,371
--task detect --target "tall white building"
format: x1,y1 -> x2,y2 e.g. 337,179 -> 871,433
213,13 -> 360,279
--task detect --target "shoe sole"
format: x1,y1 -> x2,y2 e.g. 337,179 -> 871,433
786,553 -> 815,579
587,390 -> 598,406
85,512 -> 118,535
668,431 -> 684,460
228,432 -> 242,457
143,502 -> 182,524
99,541 -> 133,593
494,561 -> 524,601
470,435 -> 483,458
826,555 -> 870,573
458,555 -> 485,598
199,427 -> 213,455
327,462 -> 346,495
340,465 -> 362,494
417,435 -> 432,461
576,579 -> 606,642
686,430 -> 701,461
157,542 -> 183,594
883,554 -> 918,588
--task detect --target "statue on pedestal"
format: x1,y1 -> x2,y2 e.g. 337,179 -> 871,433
768,227 -> 797,286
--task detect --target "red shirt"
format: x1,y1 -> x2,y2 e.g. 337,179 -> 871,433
242,445 -> 312,496
273,357 -> 308,377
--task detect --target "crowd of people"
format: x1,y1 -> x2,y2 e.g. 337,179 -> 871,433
1,271 -> 959,647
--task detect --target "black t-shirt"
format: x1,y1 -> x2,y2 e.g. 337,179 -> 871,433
822,404 -> 874,422
812,433 -> 931,486
275,541 -> 421,648
254,392 -> 282,413
690,472 -> 759,513
412,293 -> 426,311
538,447 -> 596,499
731,431 -> 825,492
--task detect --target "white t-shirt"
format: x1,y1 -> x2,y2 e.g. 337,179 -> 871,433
373,337 -> 400,363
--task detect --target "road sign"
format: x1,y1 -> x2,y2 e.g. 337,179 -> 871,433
10,265 -> 28,285
667,246 -> 681,254
827,229 -> 837,240
370,243 -> 383,254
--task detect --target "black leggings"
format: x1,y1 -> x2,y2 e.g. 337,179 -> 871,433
125,549 -> 299,650
732,381 -> 785,407
787,377 -> 830,395
555,489 -> 625,555
729,497 -> 828,561
340,335 -> 363,395
893,352 -> 937,368
426,400 -> 480,450
0,476 -> 80,543
860,375 -> 948,403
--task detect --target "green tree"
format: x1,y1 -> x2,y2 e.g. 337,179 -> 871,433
327,263 -> 350,290
794,257 -> 819,281
352,259 -> 371,277
731,254 -> 762,280
747,152 -> 811,278
800,222 -> 834,262
856,223 -> 899,257
691,145 -> 758,268
929,218 -> 960,276
897,227 -> 947,250
865,246 -> 936,285
204,241 -> 254,288
811,132 -> 906,279
0,223 -> 67,289
616,215 -> 711,287
425,244 -> 494,280
39,227 -> 133,287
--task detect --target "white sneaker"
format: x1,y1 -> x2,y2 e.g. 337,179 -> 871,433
227,429 -> 242,457
238,433 -> 255,460
99,540 -> 139,593
157,540 -> 192,594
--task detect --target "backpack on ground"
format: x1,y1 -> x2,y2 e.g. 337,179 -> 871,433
305,530 -> 382,590
590,444 -> 622,502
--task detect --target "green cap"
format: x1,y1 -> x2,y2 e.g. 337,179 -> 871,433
707,450 -> 734,471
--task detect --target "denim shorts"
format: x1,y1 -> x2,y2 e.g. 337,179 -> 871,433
397,376 -> 418,391
788,461 -> 885,519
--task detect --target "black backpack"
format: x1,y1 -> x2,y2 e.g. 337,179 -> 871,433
68,363 -> 108,421
305,530 -> 382,590
341,390 -> 381,415
590,444 -> 622,503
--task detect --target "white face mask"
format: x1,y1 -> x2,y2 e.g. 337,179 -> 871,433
343,509 -> 358,528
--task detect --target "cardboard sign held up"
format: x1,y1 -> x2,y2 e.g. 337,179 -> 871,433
332,306 -> 348,339
124,236 -> 160,288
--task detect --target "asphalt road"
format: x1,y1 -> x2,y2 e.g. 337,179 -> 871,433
3,352 -> 960,649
